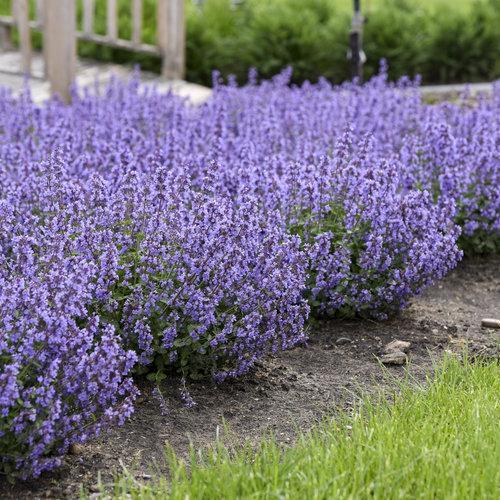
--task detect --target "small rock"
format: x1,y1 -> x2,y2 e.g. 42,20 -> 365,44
380,351 -> 407,365
89,484 -> 100,493
335,337 -> 351,345
384,340 -> 411,354
481,318 -> 500,329
68,443 -> 84,455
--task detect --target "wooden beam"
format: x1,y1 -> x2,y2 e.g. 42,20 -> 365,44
43,0 -> 76,103
15,0 -> 32,74
157,0 -> 185,80
132,0 -> 142,46
83,0 -> 94,36
35,0 -> 44,25
107,0 -> 117,41
0,24 -> 14,52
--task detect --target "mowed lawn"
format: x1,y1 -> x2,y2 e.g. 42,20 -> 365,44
95,356 -> 500,499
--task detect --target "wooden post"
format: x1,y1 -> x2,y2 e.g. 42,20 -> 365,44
35,0 -> 44,25
107,0 -> 117,41
43,0 -> 76,103
132,0 -> 143,46
157,0 -> 185,80
15,0 -> 32,74
0,25 -> 14,52
83,0 -> 95,36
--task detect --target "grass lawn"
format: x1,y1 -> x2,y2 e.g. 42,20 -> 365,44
93,356 -> 500,499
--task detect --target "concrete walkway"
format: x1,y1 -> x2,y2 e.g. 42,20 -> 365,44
0,51 -> 212,104
0,51 -> 496,104
419,81 -> 495,97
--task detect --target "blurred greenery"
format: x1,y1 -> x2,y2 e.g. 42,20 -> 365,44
0,0 -> 499,85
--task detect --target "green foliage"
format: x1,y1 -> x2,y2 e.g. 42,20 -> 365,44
288,203 -> 373,318
1,0 -> 498,85
95,242 -> 242,380
191,0 -> 350,85
459,230 -> 500,255
421,0 -> 500,83
95,356 -> 500,499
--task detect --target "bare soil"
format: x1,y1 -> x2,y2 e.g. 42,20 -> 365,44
1,256 -> 499,499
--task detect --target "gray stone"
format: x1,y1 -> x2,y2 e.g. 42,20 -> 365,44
481,318 -> 500,329
384,340 -> 411,354
381,351 -> 408,365
68,443 -> 84,455
335,337 -> 352,345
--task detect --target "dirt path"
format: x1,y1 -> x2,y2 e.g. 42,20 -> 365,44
1,256 -> 499,499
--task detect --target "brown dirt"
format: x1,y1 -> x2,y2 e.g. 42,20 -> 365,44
1,256 -> 499,499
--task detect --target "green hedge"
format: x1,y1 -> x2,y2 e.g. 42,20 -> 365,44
1,0 -> 499,85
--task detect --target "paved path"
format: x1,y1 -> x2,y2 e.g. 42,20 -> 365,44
0,50 -> 496,104
419,81 -> 495,97
0,51 -> 212,104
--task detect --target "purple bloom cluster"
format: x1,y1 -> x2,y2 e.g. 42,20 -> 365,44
0,68 -> 498,477
0,155 -> 308,477
0,163 -> 138,478
285,133 -> 462,317
99,166 -> 309,381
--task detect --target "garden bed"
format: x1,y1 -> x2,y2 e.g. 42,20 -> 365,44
1,69 -> 498,493
1,255 -> 497,499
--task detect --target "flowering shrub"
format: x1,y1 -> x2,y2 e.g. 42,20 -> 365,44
1,73 -> 496,254
0,168 -> 138,478
95,167 -> 309,381
0,69 -> 497,478
0,160 -> 308,477
285,135 -> 462,318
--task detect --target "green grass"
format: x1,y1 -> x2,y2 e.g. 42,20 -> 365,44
92,356 -> 500,499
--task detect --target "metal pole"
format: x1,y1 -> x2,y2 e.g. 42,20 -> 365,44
349,0 -> 364,81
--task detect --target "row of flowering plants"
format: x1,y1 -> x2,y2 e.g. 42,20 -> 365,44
1,69 -> 498,478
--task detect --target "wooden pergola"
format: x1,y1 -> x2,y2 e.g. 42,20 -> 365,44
0,0 -> 185,102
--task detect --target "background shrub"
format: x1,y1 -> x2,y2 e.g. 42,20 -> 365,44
0,0 -> 498,85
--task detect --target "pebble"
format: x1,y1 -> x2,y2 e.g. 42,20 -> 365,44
384,340 -> 411,354
68,443 -> 84,455
335,337 -> 351,345
380,351 -> 408,365
481,318 -> 500,329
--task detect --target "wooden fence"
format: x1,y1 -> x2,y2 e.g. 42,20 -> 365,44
0,0 -> 185,102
